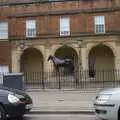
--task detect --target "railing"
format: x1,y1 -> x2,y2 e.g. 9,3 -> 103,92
24,69 -> 120,90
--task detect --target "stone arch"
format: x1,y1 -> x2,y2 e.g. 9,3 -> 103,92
88,44 -> 115,78
87,43 -> 116,58
52,46 -> 78,74
55,46 -> 78,59
50,45 -> 78,57
20,47 -> 44,73
86,43 -> 116,69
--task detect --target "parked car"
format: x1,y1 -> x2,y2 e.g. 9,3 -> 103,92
94,88 -> 120,120
0,86 -> 32,120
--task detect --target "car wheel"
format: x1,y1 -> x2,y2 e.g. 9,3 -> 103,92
118,107 -> 120,120
0,105 -> 7,120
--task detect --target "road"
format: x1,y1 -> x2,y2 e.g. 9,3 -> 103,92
10,114 -> 98,120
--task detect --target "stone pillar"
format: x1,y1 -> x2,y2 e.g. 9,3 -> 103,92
115,57 -> 120,70
115,47 -> 120,70
113,46 -> 120,81
80,47 -> 88,81
44,48 -> 54,73
81,47 -> 87,70
11,49 -> 21,72
43,47 -> 54,83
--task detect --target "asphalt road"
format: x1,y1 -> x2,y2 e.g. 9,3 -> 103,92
10,114 -> 98,120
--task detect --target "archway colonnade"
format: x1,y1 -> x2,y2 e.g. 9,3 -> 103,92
11,40 -> 120,74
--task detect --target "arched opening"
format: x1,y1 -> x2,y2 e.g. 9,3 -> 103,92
21,48 -> 43,72
53,46 -> 78,75
88,44 -> 114,78
20,48 -> 44,85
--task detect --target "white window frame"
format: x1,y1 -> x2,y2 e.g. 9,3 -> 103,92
0,66 -> 9,84
0,22 -> 8,39
0,66 -> 9,73
94,16 -> 105,34
26,20 -> 36,37
60,18 -> 70,36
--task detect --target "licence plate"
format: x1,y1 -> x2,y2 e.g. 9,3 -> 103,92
26,104 -> 33,109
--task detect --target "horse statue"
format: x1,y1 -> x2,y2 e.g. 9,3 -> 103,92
48,55 -> 74,75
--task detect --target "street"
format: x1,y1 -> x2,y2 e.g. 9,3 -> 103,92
10,114 -> 97,120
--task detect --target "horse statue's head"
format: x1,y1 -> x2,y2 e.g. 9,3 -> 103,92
48,55 -> 53,61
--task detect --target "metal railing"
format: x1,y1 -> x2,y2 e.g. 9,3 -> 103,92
24,69 -> 120,90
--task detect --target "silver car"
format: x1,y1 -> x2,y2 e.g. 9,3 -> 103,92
94,88 -> 120,120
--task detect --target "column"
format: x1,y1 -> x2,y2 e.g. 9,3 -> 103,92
11,50 -> 21,72
43,47 -> 54,83
114,47 -> 120,81
81,47 -> 87,70
115,48 -> 120,70
44,48 -> 54,73
80,47 -> 88,81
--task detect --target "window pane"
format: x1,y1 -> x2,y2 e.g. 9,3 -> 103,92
28,28 -> 36,36
26,20 -> 36,37
94,16 -> 105,33
26,20 -> 36,29
95,24 -> 105,33
60,18 -> 69,27
60,18 -> 70,36
95,16 -> 105,25
0,22 -> 8,39
0,66 -> 9,73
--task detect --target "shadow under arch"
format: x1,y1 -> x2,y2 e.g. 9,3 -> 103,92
52,46 -> 78,75
20,48 -> 44,88
20,47 -> 44,72
88,44 -> 115,78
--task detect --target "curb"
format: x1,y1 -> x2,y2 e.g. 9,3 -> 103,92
26,88 -> 102,92
28,110 -> 95,115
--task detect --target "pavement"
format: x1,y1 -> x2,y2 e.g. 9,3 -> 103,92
26,88 -> 102,114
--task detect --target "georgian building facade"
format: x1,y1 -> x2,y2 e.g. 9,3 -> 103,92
0,0 -> 120,76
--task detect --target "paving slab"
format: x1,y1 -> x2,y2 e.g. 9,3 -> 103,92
26,88 -> 102,114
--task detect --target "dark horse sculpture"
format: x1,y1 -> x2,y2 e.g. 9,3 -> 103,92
48,55 -> 74,75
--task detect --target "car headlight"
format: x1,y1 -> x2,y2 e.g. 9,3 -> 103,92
96,94 -> 111,103
8,94 -> 20,103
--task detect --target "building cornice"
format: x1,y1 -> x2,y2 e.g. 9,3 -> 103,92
3,7 -> 119,18
0,0 -> 113,7
9,31 -> 120,41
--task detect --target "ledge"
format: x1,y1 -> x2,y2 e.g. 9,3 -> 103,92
9,31 -> 120,41
0,0 -> 113,7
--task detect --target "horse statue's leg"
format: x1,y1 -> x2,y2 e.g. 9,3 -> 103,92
62,64 -> 73,76
68,63 -> 74,75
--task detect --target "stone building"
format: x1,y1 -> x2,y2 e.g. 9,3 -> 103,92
0,0 -> 120,78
